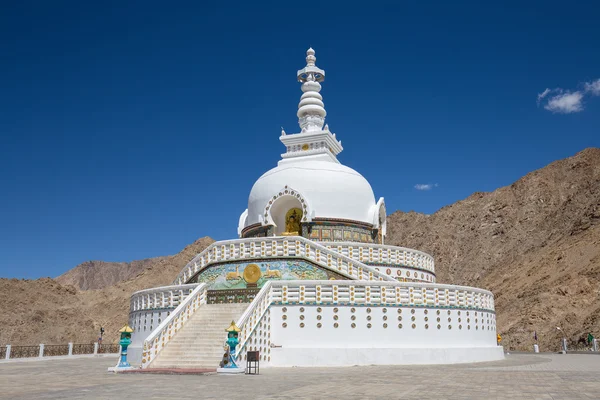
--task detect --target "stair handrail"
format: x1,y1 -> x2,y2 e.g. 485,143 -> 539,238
173,236 -> 397,286
229,281 -> 274,364
141,282 -> 208,369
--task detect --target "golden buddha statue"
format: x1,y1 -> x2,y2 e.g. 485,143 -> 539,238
282,208 -> 302,236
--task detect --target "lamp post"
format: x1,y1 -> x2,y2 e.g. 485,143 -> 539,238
108,324 -> 135,372
217,321 -> 245,374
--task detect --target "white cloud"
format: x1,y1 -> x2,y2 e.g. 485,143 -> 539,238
584,79 -> 600,96
414,183 -> 438,191
544,91 -> 584,114
538,78 -> 599,113
537,88 -> 552,105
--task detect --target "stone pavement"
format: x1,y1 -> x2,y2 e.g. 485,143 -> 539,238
0,353 -> 599,399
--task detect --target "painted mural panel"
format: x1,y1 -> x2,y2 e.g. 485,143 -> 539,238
195,259 -> 345,291
302,221 -> 375,243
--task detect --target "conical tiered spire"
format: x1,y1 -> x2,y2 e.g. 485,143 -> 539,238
297,48 -> 326,132
278,48 -> 343,162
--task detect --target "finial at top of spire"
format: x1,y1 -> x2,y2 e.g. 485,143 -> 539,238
306,47 -> 316,67
297,48 -> 327,132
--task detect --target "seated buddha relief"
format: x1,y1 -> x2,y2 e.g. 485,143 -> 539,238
282,208 -> 302,236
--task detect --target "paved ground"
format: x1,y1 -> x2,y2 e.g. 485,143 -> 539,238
1,353 -> 599,399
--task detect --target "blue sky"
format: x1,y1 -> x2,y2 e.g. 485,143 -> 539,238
1,1 -> 598,279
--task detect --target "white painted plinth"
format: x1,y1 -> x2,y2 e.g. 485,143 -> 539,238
217,367 -> 245,374
127,346 -> 143,366
268,346 -> 504,367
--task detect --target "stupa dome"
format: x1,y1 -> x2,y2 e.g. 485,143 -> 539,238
244,157 -> 377,231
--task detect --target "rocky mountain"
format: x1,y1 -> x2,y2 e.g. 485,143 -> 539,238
55,259 -> 163,290
0,237 -> 214,346
55,237 -> 215,290
1,148 -> 599,352
386,147 -> 600,351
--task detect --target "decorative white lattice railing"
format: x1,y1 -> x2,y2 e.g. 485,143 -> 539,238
232,280 -> 495,364
268,281 -> 494,309
173,236 -> 397,285
130,284 -> 199,313
230,281 -> 274,364
141,283 -> 208,368
320,242 -> 435,273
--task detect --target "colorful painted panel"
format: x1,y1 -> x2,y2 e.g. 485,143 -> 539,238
303,221 -> 375,244
195,259 -> 346,291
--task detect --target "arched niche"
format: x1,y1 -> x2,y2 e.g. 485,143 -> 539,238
270,195 -> 303,235
263,186 -> 312,235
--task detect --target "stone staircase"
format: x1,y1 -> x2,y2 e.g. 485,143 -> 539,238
150,303 -> 248,369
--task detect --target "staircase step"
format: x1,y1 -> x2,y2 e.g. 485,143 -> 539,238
149,303 -> 248,369
157,354 -> 224,358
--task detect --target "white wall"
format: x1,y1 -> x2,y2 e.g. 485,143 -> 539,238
269,346 -> 504,366
264,304 -> 501,366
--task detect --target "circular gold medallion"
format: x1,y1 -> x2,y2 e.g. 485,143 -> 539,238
243,263 -> 262,284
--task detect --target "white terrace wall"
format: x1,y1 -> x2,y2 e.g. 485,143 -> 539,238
267,304 -> 501,366
234,281 -> 503,367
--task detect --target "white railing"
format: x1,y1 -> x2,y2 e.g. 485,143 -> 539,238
141,283 -> 208,369
172,236 -> 397,286
321,242 -> 435,273
130,284 -> 199,313
268,280 -> 494,310
231,280 -> 495,364
231,282 -> 273,362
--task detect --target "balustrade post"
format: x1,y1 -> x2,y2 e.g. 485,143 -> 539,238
94,342 -> 99,355
39,344 -> 44,358
68,342 -> 73,356
5,345 -> 10,360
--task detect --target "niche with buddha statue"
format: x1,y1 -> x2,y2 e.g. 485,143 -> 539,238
281,208 -> 302,236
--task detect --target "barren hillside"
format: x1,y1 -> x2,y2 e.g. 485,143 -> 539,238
386,147 -> 600,350
55,259 -> 165,291
0,237 -> 213,345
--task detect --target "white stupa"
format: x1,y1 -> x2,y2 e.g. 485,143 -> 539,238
126,49 -> 503,368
